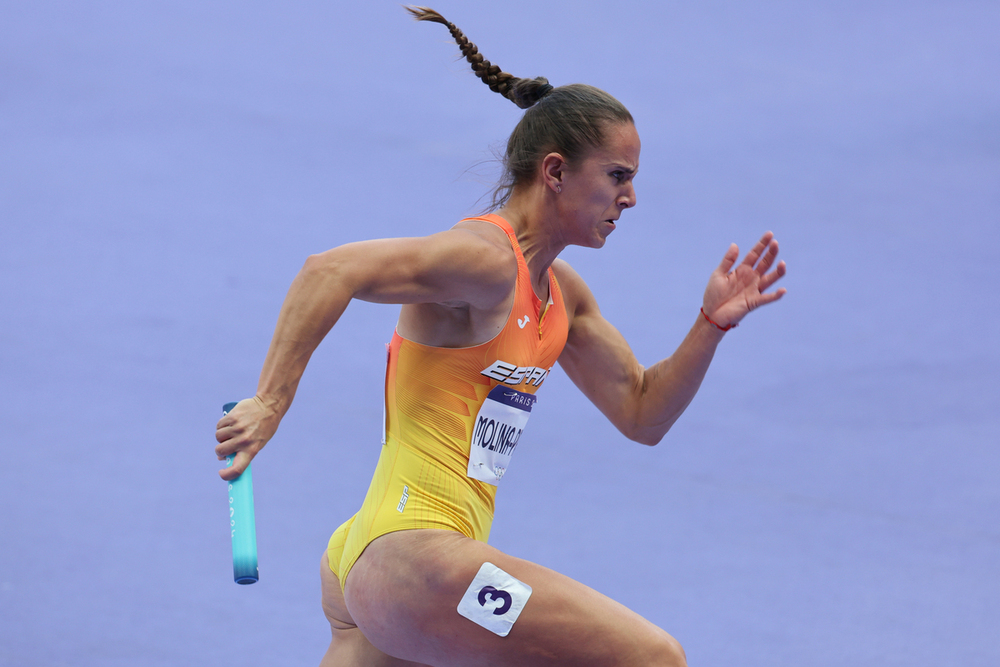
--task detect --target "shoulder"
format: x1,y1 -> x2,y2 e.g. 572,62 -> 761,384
446,219 -> 518,296
450,218 -> 516,258
551,259 -> 599,320
398,218 -> 516,309
329,220 -> 518,309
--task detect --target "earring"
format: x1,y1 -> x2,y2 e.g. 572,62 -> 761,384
556,185 -> 562,193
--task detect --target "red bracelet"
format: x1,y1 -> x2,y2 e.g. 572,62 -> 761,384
701,307 -> 737,332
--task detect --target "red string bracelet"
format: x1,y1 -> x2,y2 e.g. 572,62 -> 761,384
701,307 -> 737,332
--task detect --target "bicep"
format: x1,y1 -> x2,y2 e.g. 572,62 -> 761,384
309,229 -> 514,308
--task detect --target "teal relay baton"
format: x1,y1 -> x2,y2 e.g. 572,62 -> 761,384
223,401 -> 259,585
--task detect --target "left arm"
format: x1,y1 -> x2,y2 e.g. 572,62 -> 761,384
555,232 -> 786,445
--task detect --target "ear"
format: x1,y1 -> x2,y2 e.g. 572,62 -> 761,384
540,152 -> 567,193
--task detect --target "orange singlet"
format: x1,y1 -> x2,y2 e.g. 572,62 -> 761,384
327,214 -> 569,588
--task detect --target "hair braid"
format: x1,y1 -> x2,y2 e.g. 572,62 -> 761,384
405,6 -> 633,211
405,6 -> 553,109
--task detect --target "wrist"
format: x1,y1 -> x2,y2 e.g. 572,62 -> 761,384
253,391 -> 291,420
700,307 -> 737,332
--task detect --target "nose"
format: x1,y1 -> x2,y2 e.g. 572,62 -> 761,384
617,182 -> 636,209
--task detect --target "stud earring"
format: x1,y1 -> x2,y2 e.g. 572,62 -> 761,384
556,185 -> 562,193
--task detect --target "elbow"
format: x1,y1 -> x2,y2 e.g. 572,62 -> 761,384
632,431 -> 665,447
301,249 -> 350,286
294,251 -> 360,306
635,432 -> 664,447
302,250 -> 336,274
619,403 -> 680,445
622,370 -> 667,446
621,422 -> 667,447
300,253 -> 323,280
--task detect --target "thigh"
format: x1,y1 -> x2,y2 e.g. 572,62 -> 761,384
343,530 -> 686,667
320,551 -> 432,667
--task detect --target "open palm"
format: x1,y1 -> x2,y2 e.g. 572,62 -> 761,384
702,231 -> 787,328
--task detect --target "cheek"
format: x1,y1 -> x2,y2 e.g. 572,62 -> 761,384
583,180 -> 614,204
600,186 -> 621,207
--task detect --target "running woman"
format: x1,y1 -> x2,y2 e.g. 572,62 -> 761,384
215,7 -> 787,666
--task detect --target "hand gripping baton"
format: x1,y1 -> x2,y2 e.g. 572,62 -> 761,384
223,402 -> 259,584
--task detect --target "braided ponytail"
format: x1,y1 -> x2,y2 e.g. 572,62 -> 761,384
407,6 -> 634,210
405,6 -> 552,109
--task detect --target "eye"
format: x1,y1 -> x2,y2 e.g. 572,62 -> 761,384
611,170 -> 626,182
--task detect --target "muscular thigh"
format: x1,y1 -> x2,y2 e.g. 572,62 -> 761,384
343,530 -> 683,667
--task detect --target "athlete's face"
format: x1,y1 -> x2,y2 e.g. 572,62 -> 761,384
559,122 -> 640,248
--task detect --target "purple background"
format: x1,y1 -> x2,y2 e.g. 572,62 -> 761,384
2,1 -> 998,665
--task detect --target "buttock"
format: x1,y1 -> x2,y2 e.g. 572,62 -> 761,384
328,514 -> 471,593
327,441 -> 495,589
326,514 -> 357,583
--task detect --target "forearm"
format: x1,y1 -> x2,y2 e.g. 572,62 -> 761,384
255,253 -> 354,418
627,313 -> 726,445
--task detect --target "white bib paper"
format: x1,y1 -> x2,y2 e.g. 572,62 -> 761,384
467,385 -> 536,485
456,562 -> 533,637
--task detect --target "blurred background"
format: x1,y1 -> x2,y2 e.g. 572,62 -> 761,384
1,1 -> 997,665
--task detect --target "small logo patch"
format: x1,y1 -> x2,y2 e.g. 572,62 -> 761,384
517,315 -> 530,329
396,485 -> 409,513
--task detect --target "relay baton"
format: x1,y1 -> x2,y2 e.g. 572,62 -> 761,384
223,401 -> 259,585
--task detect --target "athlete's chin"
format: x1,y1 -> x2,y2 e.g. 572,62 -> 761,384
570,227 -> 612,249
594,226 -> 615,247
588,232 -> 610,249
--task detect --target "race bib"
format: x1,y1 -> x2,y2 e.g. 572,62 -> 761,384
456,562 -> 533,637
467,385 -> 536,485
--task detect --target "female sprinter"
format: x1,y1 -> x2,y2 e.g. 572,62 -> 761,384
215,7 -> 786,666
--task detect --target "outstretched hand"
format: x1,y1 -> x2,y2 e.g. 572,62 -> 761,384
215,396 -> 280,481
701,231 -> 787,329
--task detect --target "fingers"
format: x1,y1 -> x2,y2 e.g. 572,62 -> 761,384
215,418 -> 246,454
219,451 -> 252,481
750,258 -> 787,308
215,413 -> 235,432
215,399 -> 253,454
741,232 -> 779,273
217,423 -> 256,479
757,259 -> 787,291
215,397 -> 270,479
721,232 -> 781,279
215,433 -> 237,459
716,243 -> 739,274
738,231 -> 774,268
756,240 -> 780,275
753,286 -> 787,308
705,232 -> 787,320
215,415 -> 252,480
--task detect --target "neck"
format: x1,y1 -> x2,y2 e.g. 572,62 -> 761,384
495,186 -> 566,294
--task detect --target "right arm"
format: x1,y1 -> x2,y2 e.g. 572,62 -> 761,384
214,228 -> 514,480
554,233 -> 786,446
